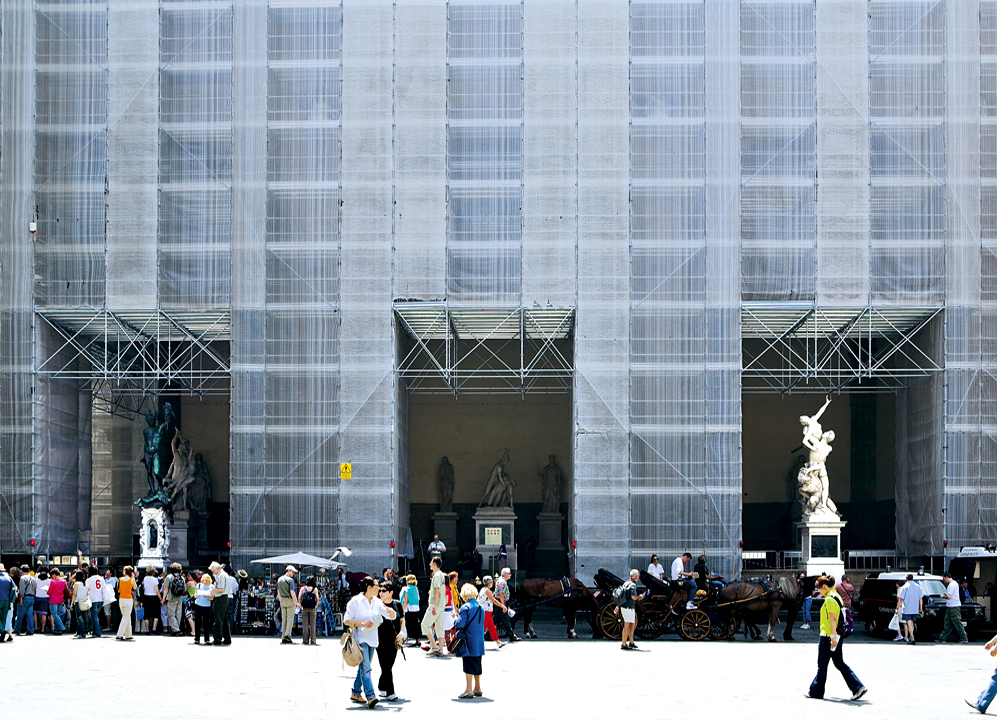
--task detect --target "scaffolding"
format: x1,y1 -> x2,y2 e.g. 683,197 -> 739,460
2,0 -> 997,577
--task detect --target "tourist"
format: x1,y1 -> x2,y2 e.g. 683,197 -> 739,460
966,631 -> 997,712
806,576 -> 867,701
141,566 -> 161,634
454,583 -> 485,699
401,574 -> 420,645
4,566 -> 17,639
193,573 -> 214,644
226,566 -> 240,639
0,564 -> 15,643
298,576 -> 320,646
494,568 -> 519,641
33,570 -> 50,634
276,564 -> 299,644
184,572 -> 197,635
103,569 -> 120,631
647,554 -> 665,582
897,573 -> 923,646
47,568 -> 67,635
618,569 -> 639,650
448,572 -> 462,612
421,556 -> 447,656
85,566 -> 104,637
375,581 -> 403,701
116,566 -> 136,641
835,574 -> 855,634
477,576 -> 505,650
344,575 -> 397,709
161,563 -> 185,637
15,564 -> 36,635
937,570 -> 968,643
71,570 -> 92,638
800,578 -> 820,630
209,561 -> 231,645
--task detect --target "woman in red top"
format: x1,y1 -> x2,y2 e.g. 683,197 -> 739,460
47,569 -> 67,635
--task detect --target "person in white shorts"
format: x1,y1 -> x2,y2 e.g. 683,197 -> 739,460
618,569 -> 640,650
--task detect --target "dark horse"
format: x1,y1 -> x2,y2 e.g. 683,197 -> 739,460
721,576 -> 799,642
515,578 -> 600,639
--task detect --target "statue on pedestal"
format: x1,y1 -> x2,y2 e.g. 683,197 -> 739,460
439,456 -> 455,513
479,448 -> 515,509
539,454 -> 564,514
796,396 -> 838,517
137,402 -> 175,510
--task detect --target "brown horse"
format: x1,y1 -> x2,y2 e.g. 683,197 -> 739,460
721,576 -> 798,642
515,578 -> 600,639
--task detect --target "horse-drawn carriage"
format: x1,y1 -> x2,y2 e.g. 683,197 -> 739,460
593,568 -> 798,642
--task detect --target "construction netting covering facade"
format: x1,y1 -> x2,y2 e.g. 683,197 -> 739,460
1,0 -> 996,581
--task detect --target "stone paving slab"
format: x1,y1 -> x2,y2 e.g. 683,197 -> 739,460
2,631 -> 994,719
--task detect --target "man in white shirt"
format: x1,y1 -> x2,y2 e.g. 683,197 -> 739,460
896,574 -> 923,645
647,555 -> 665,582
428,535 -> 446,563
84,568 -> 104,638
209,561 -> 231,646
671,553 -> 697,609
937,570 -> 968,643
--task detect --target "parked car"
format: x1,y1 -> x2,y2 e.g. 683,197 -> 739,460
854,571 -> 985,641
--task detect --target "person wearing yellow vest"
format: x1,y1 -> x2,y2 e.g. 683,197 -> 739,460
806,575 -> 868,702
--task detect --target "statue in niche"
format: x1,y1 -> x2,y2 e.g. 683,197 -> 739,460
539,454 -> 564,514
187,453 -> 213,515
439,456 -> 455,513
164,428 -> 195,510
796,396 -> 839,517
137,402 -> 175,509
479,448 -> 515,509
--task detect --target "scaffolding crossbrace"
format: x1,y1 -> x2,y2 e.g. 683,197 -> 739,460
394,303 -> 574,395
741,303 -> 944,393
35,308 -> 231,405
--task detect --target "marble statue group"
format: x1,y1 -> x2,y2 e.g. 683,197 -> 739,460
796,396 -> 839,517
136,401 -> 212,514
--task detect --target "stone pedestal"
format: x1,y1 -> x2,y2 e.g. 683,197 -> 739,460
473,506 -> 517,575
170,510 -> 191,567
797,511 -> 846,578
138,507 -> 170,570
535,512 -> 566,574
432,512 -> 459,560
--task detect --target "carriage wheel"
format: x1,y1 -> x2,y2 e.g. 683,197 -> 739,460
634,609 -> 667,640
599,603 -> 623,641
680,609 -> 711,641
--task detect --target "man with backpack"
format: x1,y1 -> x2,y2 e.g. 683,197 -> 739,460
615,569 -> 640,651
806,575 -> 867,702
162,563 -> 186,636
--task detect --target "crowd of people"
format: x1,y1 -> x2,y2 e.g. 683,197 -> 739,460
0,557 -> 242,644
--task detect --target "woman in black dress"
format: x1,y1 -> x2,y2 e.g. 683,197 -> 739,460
376,581 -> 404,701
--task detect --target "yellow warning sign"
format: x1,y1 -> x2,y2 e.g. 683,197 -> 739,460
340,462 -> 352,480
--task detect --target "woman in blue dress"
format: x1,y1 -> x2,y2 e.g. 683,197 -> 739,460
454,583 -> 485,699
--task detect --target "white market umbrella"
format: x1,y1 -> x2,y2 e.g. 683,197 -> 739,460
250,551 -> 346,570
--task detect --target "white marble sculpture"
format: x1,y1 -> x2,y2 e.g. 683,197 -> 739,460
797,396 -> 839,517
479,448 -> 515,509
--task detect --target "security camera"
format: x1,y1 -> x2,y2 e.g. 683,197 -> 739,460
29,220 -> 37,234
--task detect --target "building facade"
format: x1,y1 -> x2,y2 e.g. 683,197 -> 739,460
1,0 -> 995,580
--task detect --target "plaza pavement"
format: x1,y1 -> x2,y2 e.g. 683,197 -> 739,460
3,621 -> 994,719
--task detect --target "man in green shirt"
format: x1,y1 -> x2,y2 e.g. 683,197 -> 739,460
807,576 -> 867,701
420,557 -> 447,656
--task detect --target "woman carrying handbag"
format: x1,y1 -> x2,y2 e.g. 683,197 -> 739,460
453,584 -> 485,699
344,576 -> 397,709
